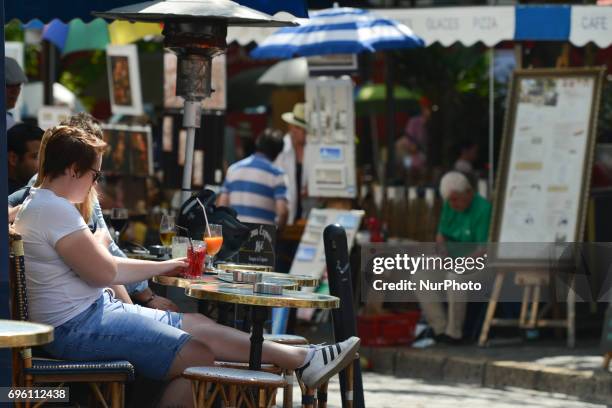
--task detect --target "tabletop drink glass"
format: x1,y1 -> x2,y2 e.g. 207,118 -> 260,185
171,235 -> 190,259
110,208 -> 129,244
159,214 -> 176,250
203,224 -> 223,272
185,240 -> 206,279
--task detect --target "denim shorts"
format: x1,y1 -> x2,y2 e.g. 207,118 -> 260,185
43,290 -> 192,380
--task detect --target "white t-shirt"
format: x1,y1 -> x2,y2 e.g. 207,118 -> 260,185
13,188 -> 102,327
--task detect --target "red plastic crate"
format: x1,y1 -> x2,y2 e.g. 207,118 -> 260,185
357,311 -> 421,347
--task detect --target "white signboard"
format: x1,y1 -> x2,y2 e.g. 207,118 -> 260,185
290,208 -> 364,281
494,69 -> 604,247
385,6 -> 515,47
304,77 -> 357,198
571,6 -> 612,48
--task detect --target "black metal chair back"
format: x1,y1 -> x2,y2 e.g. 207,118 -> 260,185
9,229 -> 29,322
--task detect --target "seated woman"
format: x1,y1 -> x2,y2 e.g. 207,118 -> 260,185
9,112 -> 178,311
13,125 -> 359,407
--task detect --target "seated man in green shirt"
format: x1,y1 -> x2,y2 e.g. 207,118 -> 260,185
419,171 -> 491,345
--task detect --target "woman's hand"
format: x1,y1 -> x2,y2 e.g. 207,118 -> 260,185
147,295 -> 180,312
160,258 -> 189,276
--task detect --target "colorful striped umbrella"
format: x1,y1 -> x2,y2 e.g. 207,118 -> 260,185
251,7 -> 424,59
41,18 -> 162,54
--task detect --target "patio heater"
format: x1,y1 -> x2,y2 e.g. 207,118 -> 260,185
94,0 -> 295,204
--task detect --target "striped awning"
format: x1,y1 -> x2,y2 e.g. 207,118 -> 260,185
227,5 -> 612,49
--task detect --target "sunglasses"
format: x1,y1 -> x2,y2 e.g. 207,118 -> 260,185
90,168 -> 104,183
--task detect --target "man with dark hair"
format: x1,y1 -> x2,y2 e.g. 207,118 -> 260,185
7,123 -> 43,194
217,128 -> 289,229
255,128 -> 285,162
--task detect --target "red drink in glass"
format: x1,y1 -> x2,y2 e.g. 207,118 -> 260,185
185,244 -> 206,279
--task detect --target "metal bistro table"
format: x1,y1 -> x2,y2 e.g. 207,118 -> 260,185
186,283 -> 339,370
154,272 -> 318,328
152,275 -> 217,288
0,319 -> 54,348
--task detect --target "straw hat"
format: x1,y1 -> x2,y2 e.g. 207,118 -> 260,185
281,102 -> 307,129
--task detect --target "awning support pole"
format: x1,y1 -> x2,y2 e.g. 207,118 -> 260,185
488,47 -> 495,197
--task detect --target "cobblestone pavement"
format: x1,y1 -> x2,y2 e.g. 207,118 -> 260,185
292,372 -> 608,408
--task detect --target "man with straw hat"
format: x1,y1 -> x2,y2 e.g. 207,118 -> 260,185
275,102 -> 308,225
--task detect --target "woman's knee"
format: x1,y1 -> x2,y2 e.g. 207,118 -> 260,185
166,339 -> 214,379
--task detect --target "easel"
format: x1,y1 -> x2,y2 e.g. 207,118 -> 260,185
480,68 -> 605,349
478,261 -> 576,348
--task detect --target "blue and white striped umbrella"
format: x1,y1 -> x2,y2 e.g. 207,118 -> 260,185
251,7 -> 424,59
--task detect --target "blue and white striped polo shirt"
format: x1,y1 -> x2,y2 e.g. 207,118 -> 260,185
221,153 -> 289,225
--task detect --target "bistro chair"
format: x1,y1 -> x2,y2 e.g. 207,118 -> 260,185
9,228 -> 134,408
215,334 -> 308,408
183,366 -> 286,408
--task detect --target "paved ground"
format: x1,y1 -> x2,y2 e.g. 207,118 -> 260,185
293,372 -> 608,408
405,339 -> 608,371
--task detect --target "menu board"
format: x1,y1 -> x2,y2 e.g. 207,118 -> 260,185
290,209 -> 364,280
492,68 -> 605,246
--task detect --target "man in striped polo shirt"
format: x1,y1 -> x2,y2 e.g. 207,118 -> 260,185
217,129 -> 289,229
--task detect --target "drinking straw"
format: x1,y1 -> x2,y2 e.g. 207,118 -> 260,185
196,198 -> 212,237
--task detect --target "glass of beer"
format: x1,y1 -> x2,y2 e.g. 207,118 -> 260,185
159,214 -> 176,250
203,224 -> 223,272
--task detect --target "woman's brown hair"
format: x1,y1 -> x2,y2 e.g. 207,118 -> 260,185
37,125 -> 106,220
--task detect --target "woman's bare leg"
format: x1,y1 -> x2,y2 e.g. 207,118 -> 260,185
158,377 -> 192,408
181,313 -> 308,369
159,337 -> 215,408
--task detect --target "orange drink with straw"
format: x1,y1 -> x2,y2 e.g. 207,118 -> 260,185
195,198 -> 223,272
203,224 -> 222,272
204,236 -> 223,256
